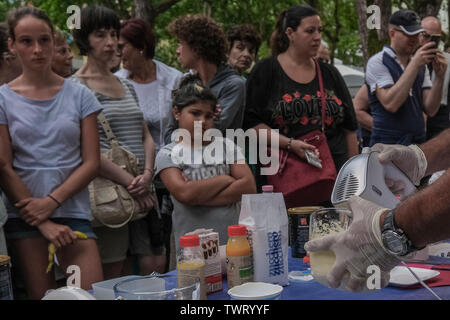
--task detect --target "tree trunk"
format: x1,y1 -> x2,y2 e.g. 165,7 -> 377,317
365,0 -> 391,67
355,0 -> 369,69
203,2 -> 212,17
134,0 -> 182,27
374,0 -> 391,43
412,0 -> 443,18
134,0 -> 152,23
323,0 -> 341,65
447,0 -> 450,49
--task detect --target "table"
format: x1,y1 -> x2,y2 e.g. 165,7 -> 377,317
174,249 -> 450,300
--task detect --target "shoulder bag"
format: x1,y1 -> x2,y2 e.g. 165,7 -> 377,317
89,113 -> 151,228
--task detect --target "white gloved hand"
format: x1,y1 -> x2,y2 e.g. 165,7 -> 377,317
370,143 -> 427,186
304,196 -> 400,292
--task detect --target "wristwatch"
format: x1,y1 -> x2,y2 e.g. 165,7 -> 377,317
381,209 -> 421,256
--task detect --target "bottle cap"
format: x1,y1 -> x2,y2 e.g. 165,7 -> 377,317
179,235 -> 200,247
262,185 -> 274,192
228,225 -> 247,236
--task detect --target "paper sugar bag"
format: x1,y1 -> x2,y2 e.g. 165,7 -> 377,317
239,192 -> 289,286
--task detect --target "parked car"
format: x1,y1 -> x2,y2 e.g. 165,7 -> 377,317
333,59 -> 365,98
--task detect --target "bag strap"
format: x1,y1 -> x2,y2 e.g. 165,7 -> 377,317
97,112 -> 119,146
88,183 -> 136,229
314,59 -> 327,133
73,75 -> 120,147
94,194 -> 135,229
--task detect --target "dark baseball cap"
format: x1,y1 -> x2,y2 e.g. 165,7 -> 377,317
389,9 -> 424,35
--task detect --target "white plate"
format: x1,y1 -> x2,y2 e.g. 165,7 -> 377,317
228,282 -> 283,300
389,266 -> 440,287
42,286 -> 97,300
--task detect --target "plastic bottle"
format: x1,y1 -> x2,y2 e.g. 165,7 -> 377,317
262,185 -> 274,193
226,225 -> 253,289
177,235 -> 206,300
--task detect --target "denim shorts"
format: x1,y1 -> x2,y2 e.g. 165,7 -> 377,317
4,218 -> 97,240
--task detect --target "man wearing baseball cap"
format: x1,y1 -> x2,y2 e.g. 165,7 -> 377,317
365,9 -> 447,147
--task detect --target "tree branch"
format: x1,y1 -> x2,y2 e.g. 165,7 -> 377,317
155,0 -> 182,15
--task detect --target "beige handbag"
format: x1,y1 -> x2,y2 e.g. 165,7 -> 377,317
89,112 -> 150,228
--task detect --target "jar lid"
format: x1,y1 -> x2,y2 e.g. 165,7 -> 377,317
262,185 -> 274,192
288,206 -> 324,214
179,235 -> 200,247
228,225 -> 247,236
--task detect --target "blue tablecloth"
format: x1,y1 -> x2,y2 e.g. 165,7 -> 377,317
169,249 -> 450,300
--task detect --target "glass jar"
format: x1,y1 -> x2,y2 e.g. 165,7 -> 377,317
177,235 -> 206,300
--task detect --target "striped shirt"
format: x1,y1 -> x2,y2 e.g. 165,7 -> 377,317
71,76 -> 146,173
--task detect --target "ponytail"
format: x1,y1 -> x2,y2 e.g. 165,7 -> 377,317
270,4 -> 318,56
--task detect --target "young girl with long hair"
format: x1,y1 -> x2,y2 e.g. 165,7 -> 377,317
0,7 -> 103,299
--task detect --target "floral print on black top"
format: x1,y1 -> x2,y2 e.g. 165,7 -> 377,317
272,89 -> 346,136
244,56 -> 358,170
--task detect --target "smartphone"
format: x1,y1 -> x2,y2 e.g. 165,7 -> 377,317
305,150 -> 322,169
430,35 -> 441,49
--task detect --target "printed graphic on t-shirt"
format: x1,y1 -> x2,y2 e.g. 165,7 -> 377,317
182,164 -> 230,181
271,89 -> 346,135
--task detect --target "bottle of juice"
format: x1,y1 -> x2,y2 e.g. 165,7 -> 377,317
177,235 -> 206,300
226,225 -> 253,289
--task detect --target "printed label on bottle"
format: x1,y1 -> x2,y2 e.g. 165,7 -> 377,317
177,262 -> 206,300
226,255 -> 253,289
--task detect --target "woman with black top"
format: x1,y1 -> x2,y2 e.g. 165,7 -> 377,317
244,4 -> 359,193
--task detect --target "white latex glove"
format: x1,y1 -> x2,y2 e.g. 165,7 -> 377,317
305,196 -> 400,292
370,143 -> 427,186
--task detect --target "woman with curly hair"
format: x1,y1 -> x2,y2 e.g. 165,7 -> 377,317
167,14 -> 245,133
226,24 -> 262,77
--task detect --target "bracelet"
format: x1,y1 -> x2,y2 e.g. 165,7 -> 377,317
144,168 -> 154,174
48,194 -> 61,208
286,138 -> 293,152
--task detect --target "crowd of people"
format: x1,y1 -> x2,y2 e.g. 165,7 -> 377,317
0,3 -> 450,299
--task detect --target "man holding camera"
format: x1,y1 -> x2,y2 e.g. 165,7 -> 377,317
365,9 -> 447,146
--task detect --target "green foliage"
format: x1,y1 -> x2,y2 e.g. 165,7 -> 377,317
318,0 -> 361,65
0,0 -> 22,22
7,0 -> 444,69
153,0 -> 363,66
32,0 -> 90,31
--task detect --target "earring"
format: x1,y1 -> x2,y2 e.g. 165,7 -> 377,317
140,50 -> 144,56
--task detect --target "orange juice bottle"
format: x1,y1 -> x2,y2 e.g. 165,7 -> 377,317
226,225 -> 253,289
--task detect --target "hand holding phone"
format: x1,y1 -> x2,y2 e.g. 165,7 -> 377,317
305,150 -> 322,169
430,35 -> 441,49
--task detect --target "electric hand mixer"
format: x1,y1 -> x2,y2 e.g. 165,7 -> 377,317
331,151 -> 416,209
330,151 -> 442,299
